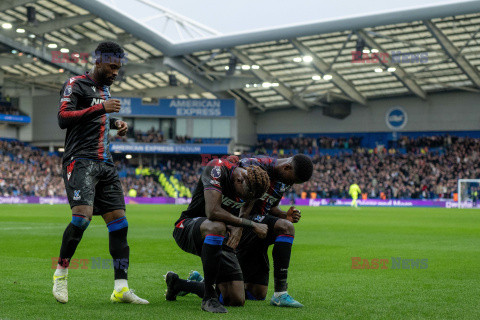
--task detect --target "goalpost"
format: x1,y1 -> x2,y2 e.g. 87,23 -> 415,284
457,179 -> 480,208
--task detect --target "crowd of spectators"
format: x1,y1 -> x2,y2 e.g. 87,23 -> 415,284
295,136 -> 480,200
256,136 -> 363,155
397,135 -> 454,153
120,175 -> 167,197
108,129 -> 228,145
2,135 -> 480,200
135,128 -> 165,143
0,100 -> 20,115
147,156 -> 203,192
0,140 -> 168,198
0,140 -> 65,197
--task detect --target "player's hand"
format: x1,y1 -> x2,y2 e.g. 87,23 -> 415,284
226,226 -> 243,249
103,99 -> 121,113
115,120 -> 128,136
286,206 -> 301,223
252,222 -> 268,239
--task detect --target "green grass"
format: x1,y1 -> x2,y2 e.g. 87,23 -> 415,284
1,205 -> 479,319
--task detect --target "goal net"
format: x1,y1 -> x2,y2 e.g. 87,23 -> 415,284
457,179 -> 480,208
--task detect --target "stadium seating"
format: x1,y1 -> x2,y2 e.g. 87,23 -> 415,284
108,129 -> 231,145
2,135 -> 479,200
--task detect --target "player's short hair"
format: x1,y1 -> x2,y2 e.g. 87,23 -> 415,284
292,154 -> 313,183
94,41 -> 124,63
244,166 -> 270,198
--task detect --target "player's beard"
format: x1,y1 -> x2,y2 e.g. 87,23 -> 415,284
98,68 -> 115,86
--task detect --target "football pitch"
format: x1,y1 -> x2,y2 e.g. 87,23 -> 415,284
1,204 -> 479,320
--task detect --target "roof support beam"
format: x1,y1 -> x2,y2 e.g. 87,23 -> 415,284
113,84 -> 205,98
357,30 -> 427,100
0,55 -> 36,67
210,76 -> 257,92
0,0 -> 34,12
231,48 -> 309,110
70,0 -> 480,56
0,33 -> 84,75
5,72 -> 71,85
229,89 -> 265,112
61,33 -> 136,55
290,38 -> 367,105
122,58 -> 169,75
163,56 -> 231,99
424,20 -> 480,88
24,14 -> 96,35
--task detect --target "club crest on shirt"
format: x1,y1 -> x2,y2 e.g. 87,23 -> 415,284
253,215 -> 265,223
211,166 -> 221,179
64,85 -> 72,97
279,184 -> 291,193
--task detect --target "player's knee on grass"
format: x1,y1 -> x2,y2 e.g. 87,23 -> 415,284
200,220 -> 227,238
221,288 -> 245,306
274,219 -> 295,236
245,283 -> 267,300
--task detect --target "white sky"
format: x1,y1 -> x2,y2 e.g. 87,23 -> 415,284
102,0 -> 470,41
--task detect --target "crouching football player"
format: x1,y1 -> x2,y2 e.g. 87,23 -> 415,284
178,154 -> 313,307
165,158 -> 270,313
236,154 -> 313,307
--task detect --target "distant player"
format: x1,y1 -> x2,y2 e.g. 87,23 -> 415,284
172,154 -> 314,308
349,183 -> 362,208
53,41 -> 148,304
166,158 -> 270,313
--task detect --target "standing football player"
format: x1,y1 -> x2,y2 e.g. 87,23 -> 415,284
165,158 -> 270,313
52,41 -> 148,304
349,182 -> 362,208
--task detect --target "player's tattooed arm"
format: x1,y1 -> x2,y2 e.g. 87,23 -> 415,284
239,200 -> 255,220
204,190 -> 268,238
226,200 -> 255,249
204,189 -> 250,227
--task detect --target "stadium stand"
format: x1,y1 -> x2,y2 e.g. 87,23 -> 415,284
2,135 -> 479,201
0,97 -> 21,115
0,139 -> 168,198
109,130 -> 230,144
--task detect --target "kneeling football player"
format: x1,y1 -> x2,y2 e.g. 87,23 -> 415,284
179,154 -> 313,307
166,158 -> 270,313
236,154 -> 313,307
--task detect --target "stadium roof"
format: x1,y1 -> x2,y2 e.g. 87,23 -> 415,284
1,0 -> 480,112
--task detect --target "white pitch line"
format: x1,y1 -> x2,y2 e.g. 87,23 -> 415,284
0,225 -> 104,230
